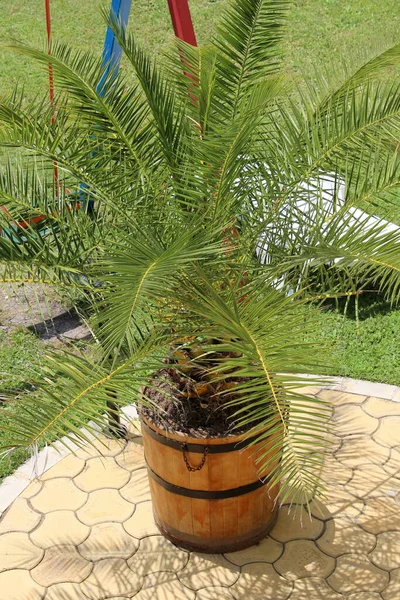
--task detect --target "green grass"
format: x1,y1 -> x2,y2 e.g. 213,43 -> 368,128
0,329 -> 44,481
305,294 -> 400,386
0,0 -> 399,99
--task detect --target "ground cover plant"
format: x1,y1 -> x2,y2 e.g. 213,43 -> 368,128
0,0 -> 400,505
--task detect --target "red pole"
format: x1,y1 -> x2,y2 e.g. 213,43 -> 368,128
44,0 -> 59,195
166,0 -> 197,46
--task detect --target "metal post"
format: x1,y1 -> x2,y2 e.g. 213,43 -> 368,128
166,0 -> 197,45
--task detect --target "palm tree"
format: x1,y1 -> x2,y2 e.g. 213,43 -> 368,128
1,0 -> 400,505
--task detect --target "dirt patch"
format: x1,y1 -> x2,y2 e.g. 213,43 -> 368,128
141,369 -> 263,438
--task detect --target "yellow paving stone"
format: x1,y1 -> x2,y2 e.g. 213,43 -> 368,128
0,569 -> 45,600
125,418 -> 142,438
373,417 -> 400,448
327,554 -> 389,594
345,464 -> 397,499
30,510 -> 90,548
78,522 -> 138,560
333,404 -> 378,436
0,531 -> 44,571
336,435 -> 391,468
31,544 -> 92,586
382,448 -> 400,477
81,557 -> 142,600
196,587 -> 234,600
309,499 -> 334,521
318,390 -> 367,406
322,486 -> 364,519
269,505 -> 324,543
274,540 -> 335,580
382,568 -> 400,600
123,501 -> 158,538
292,385 -> 321,396
19,479 -> 42,499
128,534 -> 188,576
363,397 -> 400,418
74,456 -> 130,492
115,442 -> 146,472
230,562 -> 292,600
0,497 -> 41,534
224,535 -> 283,566
30,478 -> 87,512
77,488 -> 134,526
134,572 -> 196,600
45,582 -> 83,600
75,436 -> 126,459
322,456 -> 354,486
356,496 -> 400,535
369,531 -> 400,571
178,553 -> 239,591
289,577 -> 343,600
40,453 -> 85,481
347,594 -> 382,600
316,515 -> 376,557
120,468 -> 151,503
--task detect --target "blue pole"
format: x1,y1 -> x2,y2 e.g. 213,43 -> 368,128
83,0 -> 133,212
97,0 -> 133,95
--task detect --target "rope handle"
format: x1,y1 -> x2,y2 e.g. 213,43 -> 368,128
181,443 -> 208,472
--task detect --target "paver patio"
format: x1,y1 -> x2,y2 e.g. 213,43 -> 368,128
0,387 -> 399,599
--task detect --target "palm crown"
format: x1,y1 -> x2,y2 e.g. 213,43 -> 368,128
1,0 -> 400,505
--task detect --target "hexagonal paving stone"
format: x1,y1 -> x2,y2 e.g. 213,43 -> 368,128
30,478 -> 87,512
230,562 -> 292,600
128,535 -> 188,577
336,435 -> 391,468
0,569 -> 45,600
178,553 -> 239,591
120,468 -> 151,503
78,522 -> 139,560
373,417 -> 400,448
316,515 -> 376,557
116,443 -> 146,472
382,448 -> 400,477
77,489 -> 134,526
345,463 -> 396,499
224,535 -> 283,566
274,540 -> 335,580
356,496 -> 400,535
31,544 -> 92,586
369,531 -> 400,571
45,582 -> 83,600
327,554 -> 389,594
134,572 -> 196,600
0,532 -> 44,571
289,577 -> 342,600
40,453 -> 85,481
30,510 -> 90,548
0,497 -> 41,534
19,479 -> 43,500
123,501 -> 158,538
318,390 -> 367,406
333,404 -> 378,436
81,557 -> 142,600
269,505 -> 324,543
363,397 -> 400,418
75,437 -> 126,459
346,594 -> 382,600
321,486 -> 364,519
321,456 -> 353,486
74,456 -> 130,492
196,587 -> 234,600
382,568 -> 400,600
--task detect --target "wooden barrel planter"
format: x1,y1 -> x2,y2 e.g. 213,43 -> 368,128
141,414 -> 281,553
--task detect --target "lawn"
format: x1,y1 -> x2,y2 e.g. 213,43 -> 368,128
0,0 -> 400,480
